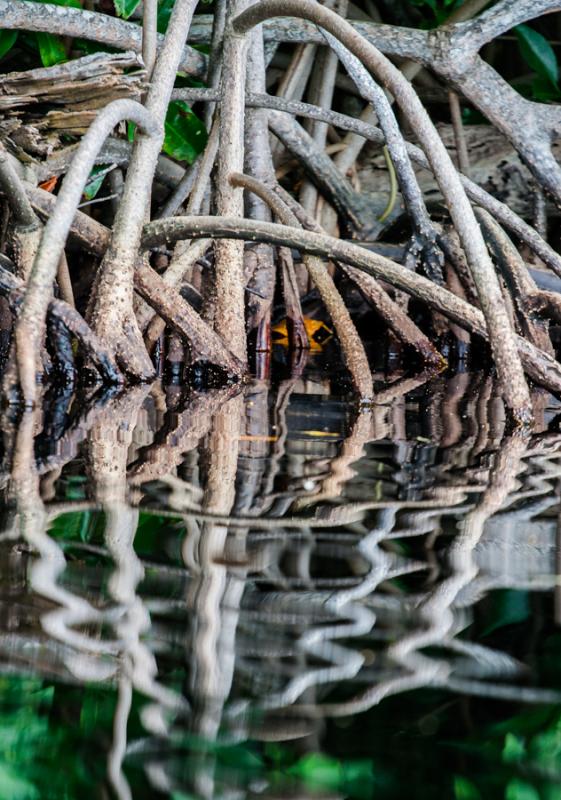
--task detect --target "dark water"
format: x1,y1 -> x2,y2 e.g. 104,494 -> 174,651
2,366 -> 561,799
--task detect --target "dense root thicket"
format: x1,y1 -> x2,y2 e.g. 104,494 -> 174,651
0,0 -> 560,425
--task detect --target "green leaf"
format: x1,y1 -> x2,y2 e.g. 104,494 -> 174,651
49,511 -> 92,543
114,0 -> 140,19
289,753 -> 343,789
454,776 -> 482,800
506,779 -> 540,800
516,24 -> 559,88
35,32 -> 67,66
0,30 -> 17,61
29,0 -> 81,66
83,165 -> 110,201
503,733 -> 526,764
531,75 -> 561,102
481,590 -> 530,636
157,0 -> 175,33
0,764 -> 39,800
163,100 -> 207,163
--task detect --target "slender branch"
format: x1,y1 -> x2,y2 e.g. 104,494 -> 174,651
0,146 -> 42,281
269,110 -> 383,234
244,28 -> 277,341
448,91 -> 470,176
272,181 -> 444,367
323,29 -> 443,280
299,0 -> 344,220
18,186 -> 237,379
193,5 -> 561,209
133,266 -> 244,376
141,239 -> 211,342
142,0 -> 158,77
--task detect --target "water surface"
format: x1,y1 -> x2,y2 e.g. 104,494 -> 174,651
2,369 -> 561,799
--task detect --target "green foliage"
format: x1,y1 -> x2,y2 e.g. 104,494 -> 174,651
157,0 -> 175,33
506,779 -> 541,800
0,678 -> 116,799
163,100 -> 207,163
35,32 -> 67,67
31,0 -> 81,67
481,589 -> 531,636
0,30 -> 18,61
286,752 -> 375,798
113,0 -> 140,20
48,510 -> 93,542
83,164 -> 112,201
454,776 -> 482,800
127,100 -> 207,165
516,25 -> 559,89
514,24 -> 561,101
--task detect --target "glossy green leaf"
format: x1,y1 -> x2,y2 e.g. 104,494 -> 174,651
30,0 -> 81,65
114,0 -> 140,20
163,100 -> 207,163
506,779 -> 540,800
157,0 -> 175,33
516,24 -> 559,87
35,32 -> 67,66
0,30 -> 17,61
49,511 -> 92,543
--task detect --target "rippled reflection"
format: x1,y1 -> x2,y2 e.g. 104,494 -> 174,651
2,372 -> 561,798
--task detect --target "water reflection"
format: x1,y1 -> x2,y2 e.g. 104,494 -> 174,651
2,372 -> 561,797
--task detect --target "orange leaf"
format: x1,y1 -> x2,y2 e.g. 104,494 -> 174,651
39,176 -> 58,192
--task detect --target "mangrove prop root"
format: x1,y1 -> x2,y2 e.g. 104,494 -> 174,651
141,215 -> 561,398
232,0 -> 531,423
0,0 -> 559,413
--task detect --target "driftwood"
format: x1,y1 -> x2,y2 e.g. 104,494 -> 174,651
0,52 -> 146,144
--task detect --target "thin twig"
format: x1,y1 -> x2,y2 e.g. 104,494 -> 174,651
142,0 -> 158,78
448,91 -> 470,176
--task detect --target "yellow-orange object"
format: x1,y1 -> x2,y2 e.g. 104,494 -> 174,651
39,176 -> 58,192
271,317 -> 333,351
